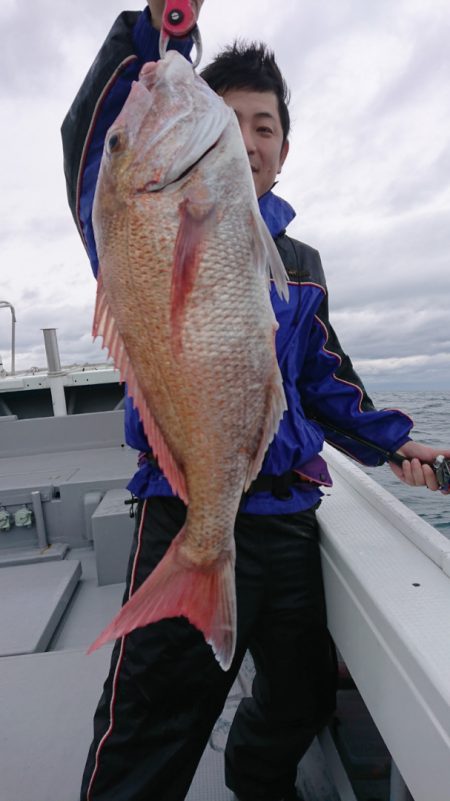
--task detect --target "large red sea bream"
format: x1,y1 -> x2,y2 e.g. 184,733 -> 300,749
89,51 -> 288,669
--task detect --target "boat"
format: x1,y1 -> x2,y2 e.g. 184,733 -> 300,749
0,325 -> 449,801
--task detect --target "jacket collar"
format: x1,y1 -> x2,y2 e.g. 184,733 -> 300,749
258,190 -> 296,238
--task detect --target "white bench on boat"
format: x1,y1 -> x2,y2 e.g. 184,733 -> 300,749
0,560 -> 81,656
91,488 -> 134,585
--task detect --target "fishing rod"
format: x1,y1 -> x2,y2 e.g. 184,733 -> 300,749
315,418 -> 450,492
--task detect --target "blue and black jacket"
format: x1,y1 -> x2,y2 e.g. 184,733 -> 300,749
61,7 -> 413,514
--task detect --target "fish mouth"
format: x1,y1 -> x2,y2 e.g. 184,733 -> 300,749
137,137 -> 220,194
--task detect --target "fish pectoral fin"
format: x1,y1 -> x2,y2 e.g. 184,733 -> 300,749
93,268 -> 188,502
88,528 -> 237,672
251,208 -> 289,302
170,196 -> 216,353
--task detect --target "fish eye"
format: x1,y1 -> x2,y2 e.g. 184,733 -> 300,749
107,133 -> 122,154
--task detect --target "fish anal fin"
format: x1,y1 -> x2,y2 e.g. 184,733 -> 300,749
93,268 -> 188,502
88,527 -> 237,671
171,194 -> 215,354
244,326 -> 287,491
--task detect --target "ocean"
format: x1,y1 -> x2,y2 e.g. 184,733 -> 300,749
359,391 -> 450,536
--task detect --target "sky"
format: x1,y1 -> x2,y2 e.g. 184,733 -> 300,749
1,0 -> 450,392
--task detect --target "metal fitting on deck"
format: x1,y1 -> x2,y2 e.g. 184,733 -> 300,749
14,507 -> 33,528
0,508 -> 12,531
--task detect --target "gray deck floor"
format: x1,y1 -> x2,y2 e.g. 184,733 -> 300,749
49,549 -> 126,652
0,647 -> 113,801
0,644 -> 259,801
0,549 -> 239,801
0,550 -> 337,801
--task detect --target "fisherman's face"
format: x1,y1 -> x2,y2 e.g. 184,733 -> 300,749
221,89 -> 289,198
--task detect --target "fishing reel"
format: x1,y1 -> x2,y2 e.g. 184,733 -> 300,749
434,455 -> 450,492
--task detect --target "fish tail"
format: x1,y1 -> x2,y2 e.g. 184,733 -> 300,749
88,528 -> 237,671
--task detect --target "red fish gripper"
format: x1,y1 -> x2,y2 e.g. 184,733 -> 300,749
159,0 -> 203,68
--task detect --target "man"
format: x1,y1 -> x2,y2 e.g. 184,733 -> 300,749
61,3 -> 449,800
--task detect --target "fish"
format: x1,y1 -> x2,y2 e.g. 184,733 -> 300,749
88,50 -> 289,670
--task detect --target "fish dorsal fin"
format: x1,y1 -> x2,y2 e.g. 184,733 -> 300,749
93,270 -> 188,503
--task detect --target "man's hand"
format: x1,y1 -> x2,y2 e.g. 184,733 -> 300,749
147,0 -> 205,31
147,0 -> 166,30
389,440 -> 450,493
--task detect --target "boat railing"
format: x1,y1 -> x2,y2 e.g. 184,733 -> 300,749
317,444 -> 450,801
0,300 -> 16,375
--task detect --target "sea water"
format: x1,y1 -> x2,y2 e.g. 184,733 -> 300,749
360,391 -> 450,536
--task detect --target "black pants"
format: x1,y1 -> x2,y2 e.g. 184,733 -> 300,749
80,497 -> 337,801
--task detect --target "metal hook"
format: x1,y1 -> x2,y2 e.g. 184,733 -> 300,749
159,24 -> 202,69
190,25 -> 203,69
159,28 -> 170,61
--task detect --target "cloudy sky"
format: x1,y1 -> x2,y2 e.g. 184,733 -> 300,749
1,0 -> 449,391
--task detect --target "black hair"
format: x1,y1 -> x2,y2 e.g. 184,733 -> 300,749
200,41 -> 291,143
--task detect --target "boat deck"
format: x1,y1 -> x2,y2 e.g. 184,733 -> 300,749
1,412 -> 449,800
0,545 -> 340,801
